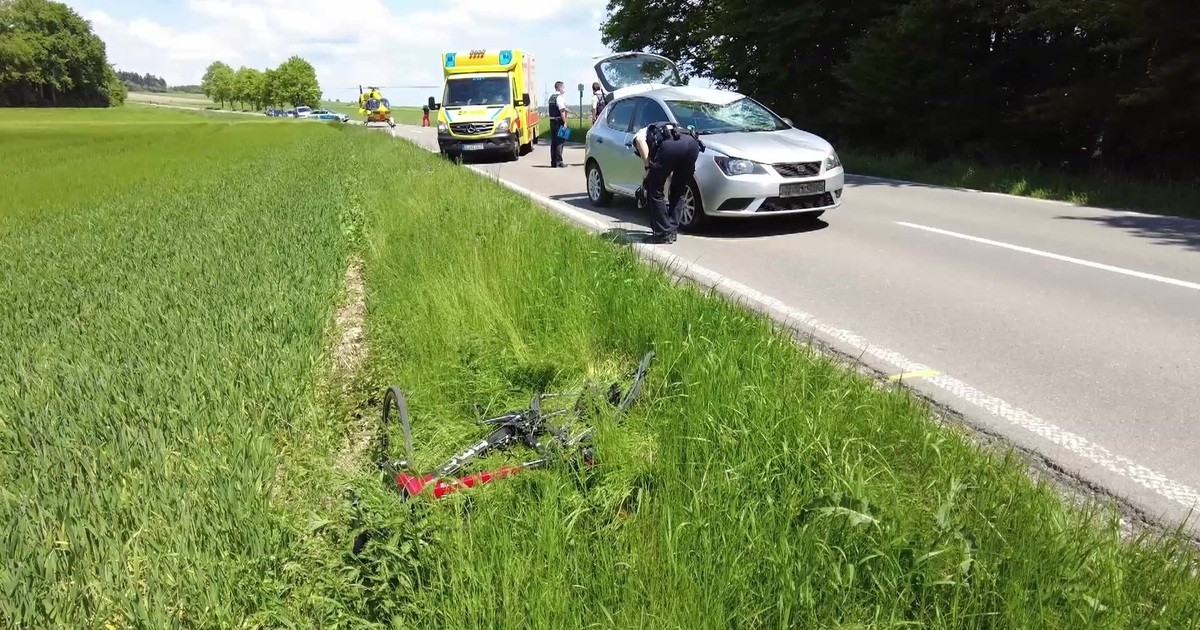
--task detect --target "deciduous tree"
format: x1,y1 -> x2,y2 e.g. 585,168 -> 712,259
201,61 -> 235,109
0,0 -> 124,107
273,56 -> 321,107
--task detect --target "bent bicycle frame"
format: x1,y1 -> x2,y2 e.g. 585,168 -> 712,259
374,351 -> 655,501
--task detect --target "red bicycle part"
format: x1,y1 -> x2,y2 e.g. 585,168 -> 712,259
397,465 -> 524,499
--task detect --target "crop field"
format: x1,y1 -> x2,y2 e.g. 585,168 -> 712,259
1,107 -> 1198,629
0,107 -> 370,627
126,91 -> 220,109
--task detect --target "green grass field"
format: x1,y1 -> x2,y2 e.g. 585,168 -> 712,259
2,106 -> 1198,629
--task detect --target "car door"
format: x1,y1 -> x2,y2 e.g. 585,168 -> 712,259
592,97 -> 639,193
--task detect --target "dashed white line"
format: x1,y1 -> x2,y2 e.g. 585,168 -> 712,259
898,221 -> 1200,291
387,126 -> 1200,517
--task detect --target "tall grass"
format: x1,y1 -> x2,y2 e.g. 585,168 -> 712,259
0,107 -> 368,627
284,138 -> 1200,628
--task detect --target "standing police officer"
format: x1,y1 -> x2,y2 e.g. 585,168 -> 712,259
633,121 -> 705,244
547,81 -> 572,168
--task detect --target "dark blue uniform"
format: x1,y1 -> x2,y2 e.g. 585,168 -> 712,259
548,92 -> 566,168
644,126 -> 703,241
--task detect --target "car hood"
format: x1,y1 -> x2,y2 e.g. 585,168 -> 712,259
701,129 -> 833,164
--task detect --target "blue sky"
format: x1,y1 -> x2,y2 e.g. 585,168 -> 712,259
69,0 -> 630,106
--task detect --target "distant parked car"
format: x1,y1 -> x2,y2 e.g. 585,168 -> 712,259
294,106 -> 312,118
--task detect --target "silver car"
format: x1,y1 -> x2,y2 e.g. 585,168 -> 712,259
584,53 -> 845,230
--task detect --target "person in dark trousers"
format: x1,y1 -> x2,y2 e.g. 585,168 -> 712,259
634,122 -> 704,244
547,81 -> 572,168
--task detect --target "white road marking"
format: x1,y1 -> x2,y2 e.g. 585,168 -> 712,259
387,127 -> 1200,515
898,221 -> 1200,291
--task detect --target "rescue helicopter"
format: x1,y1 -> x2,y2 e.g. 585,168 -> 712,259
358,85 -> 396,129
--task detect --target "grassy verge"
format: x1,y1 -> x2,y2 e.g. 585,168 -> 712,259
384,106 -> 427,126
0,107 -> 372,627
842,149 -> 1200,219
279,136 -> 1198,627
538,116 -> 591,143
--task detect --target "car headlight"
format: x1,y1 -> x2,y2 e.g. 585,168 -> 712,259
437,122 -> 448,132
825,150 -> 842,171
713,156 -> 766,176
496,118 -> 510,133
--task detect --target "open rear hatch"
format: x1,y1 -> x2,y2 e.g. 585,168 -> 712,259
593,52 -> 685,93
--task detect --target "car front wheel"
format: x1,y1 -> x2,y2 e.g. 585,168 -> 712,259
675,177 -> 708,232
586,160 -> 613,207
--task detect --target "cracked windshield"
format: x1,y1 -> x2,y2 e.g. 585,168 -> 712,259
665,98 -> 789,134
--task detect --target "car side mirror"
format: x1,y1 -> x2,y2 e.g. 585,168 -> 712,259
427,96 -> 438,110
782,117 -> 794,127
521,93 -> 531,107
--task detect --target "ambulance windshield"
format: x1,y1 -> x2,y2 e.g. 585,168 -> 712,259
443,77 -> 512,107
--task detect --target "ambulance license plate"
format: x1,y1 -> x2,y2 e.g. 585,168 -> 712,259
462,143 -> 486,151
779,181 -> 825,197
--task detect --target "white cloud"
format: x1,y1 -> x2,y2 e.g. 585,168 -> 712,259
78,0 -> 616,104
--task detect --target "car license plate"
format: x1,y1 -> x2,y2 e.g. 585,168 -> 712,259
779,181 -> 825,197
462,143 -> 487,151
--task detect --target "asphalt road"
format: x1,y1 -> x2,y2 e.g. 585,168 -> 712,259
390,125 -> 1200,535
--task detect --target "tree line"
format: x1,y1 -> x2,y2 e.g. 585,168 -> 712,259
600,0 -> 1200,179
201,57 -> 321,111
0,0 -> 126,107
118,71 -> 167,92
118,71 -> 204,94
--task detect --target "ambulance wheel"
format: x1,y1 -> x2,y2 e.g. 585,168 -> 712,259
586,160 -> 613,207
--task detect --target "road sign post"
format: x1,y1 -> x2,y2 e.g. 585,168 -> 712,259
577,83 -> 584,130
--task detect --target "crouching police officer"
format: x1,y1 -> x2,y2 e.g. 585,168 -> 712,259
633,121 -> 705,244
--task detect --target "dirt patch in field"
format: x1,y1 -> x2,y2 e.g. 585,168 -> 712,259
333,257 -> 367,381
332,256 -> 371,474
